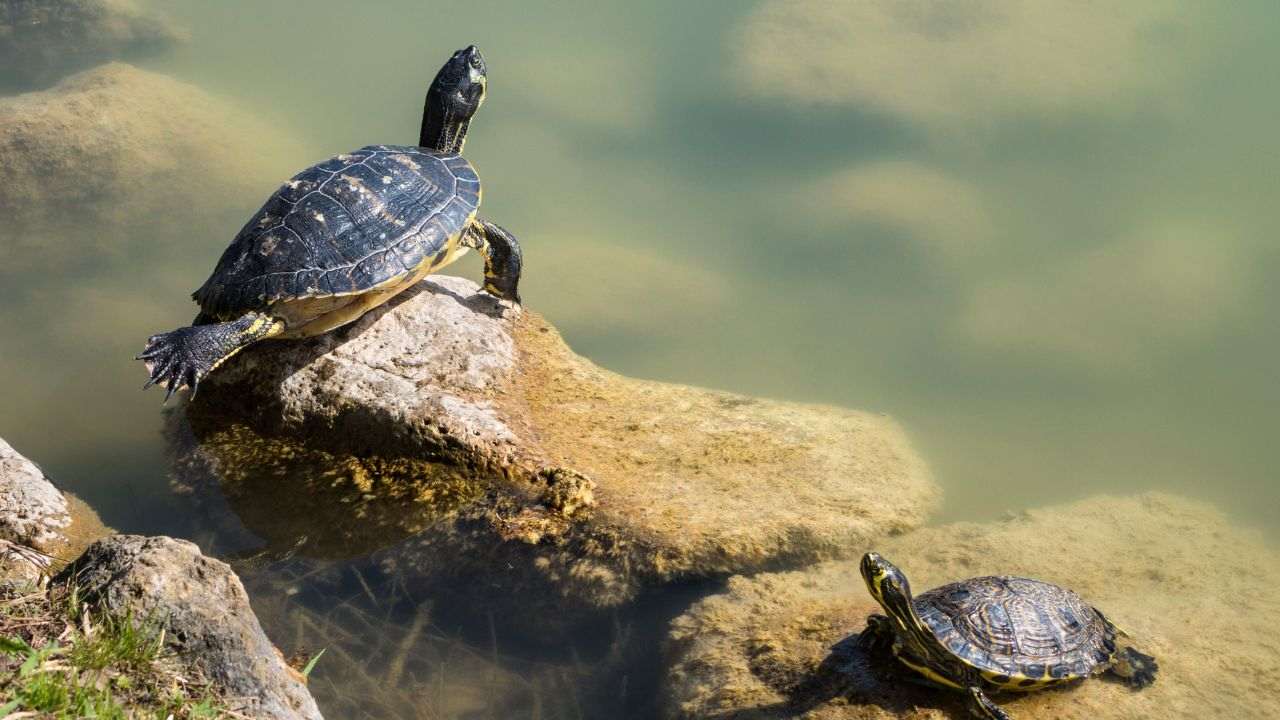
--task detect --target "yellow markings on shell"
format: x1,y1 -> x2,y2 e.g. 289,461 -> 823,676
894,650 -> 963,690
981,669 -> 1038,692
977,668 -> 1078,693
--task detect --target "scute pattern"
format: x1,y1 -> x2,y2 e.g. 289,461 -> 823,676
915,575 -> 1111,681
193,145 -> 481,317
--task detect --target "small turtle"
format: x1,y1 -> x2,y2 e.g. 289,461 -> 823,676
858,552 -> 1157,720
139,45 -> 521,400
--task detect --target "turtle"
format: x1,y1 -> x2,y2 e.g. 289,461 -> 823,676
858,552 -> 1158,720
138,45 -> 521,400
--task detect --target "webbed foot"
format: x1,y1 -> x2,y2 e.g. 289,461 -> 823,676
463,218 -> 522,304
138,325 -> 214,402
966,686 -> 1011,720
1112,646 -> 1158,689
857,613 -> 894,654
137,312 -> 282,403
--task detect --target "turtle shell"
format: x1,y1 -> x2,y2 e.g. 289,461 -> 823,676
193,144 -> 480,318
914,576 -> 1116,689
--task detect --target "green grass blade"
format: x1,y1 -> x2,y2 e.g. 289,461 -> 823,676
0,635 -> 33,655
300,647 -> 326,678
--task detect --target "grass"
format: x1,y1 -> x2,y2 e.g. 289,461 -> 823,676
0,582 -> 241,719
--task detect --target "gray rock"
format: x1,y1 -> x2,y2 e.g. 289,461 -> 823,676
0,437 -> 111,586
664,493 -> 1280,719
0,0 -> 183,92
203,276 -> 523,472
191,275 -> 939,606
0,436 -> 69,551
59,535 -> 323,720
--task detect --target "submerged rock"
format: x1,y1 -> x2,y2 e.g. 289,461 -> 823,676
0,62 -> 306,269
59,535 -> 324,720
189,274 -> 938,605
166,414 -> 488,561
664,493 -> 1280,719
0,0 -> 183,92
0,436 -> 108,584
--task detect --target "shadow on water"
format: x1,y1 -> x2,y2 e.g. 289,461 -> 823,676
168,405 -> 722,719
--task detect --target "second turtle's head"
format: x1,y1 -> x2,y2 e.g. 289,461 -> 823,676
429,45 -> 487,121
861,552 -> 915,619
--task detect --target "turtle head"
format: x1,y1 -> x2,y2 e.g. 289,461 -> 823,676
431,45 -> 487,116
420,45 -> 487,153
861,552 -> 915,621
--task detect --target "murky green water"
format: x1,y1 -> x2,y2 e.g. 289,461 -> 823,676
1,1 -> 1278,717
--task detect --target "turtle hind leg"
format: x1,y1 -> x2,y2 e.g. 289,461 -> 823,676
137,312 -> 283,402
1109,646 -> 1158,689
462,218 -> 523,303
965,686 -> 1011,720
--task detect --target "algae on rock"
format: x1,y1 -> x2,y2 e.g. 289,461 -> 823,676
664,493 -> 1280,719
189,275 -> 938,606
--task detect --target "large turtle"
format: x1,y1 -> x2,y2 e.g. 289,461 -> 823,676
858,552 -> 1157,720
139,45 -> 521,400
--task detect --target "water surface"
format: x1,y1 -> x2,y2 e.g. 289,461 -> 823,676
1,1 -> 1277,717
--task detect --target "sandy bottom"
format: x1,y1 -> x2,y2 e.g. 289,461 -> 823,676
665,493 -> 1280,719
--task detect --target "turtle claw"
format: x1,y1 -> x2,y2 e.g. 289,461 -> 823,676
138,327 -> 206,404
137,313 -> 280,403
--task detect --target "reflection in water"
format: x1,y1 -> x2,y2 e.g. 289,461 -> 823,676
241,553 -> 707,719
170,407 -> 708,718
1,0 -> 1278,717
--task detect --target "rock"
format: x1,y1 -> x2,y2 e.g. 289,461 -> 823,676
0,436 -> 69,551
0,436 -> 108,585
664,493 -> 1280,719
165,413 -> 489,561
0,0 -> 183,92
58,535 -> 323,720
0,63 -> 307,269
190,274 -> 938,606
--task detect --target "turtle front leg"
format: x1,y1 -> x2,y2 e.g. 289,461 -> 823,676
462,218 -> 523,303
1108,646 -> 1159,689
965,686 -> 1011,720
858,613 -> 896,654
137,312 -> 284,402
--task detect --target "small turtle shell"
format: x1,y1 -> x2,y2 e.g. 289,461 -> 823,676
914,576 -> 1115,687
193,145 -> 480,318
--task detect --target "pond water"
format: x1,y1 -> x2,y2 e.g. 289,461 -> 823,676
1,1 -> 1277,718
